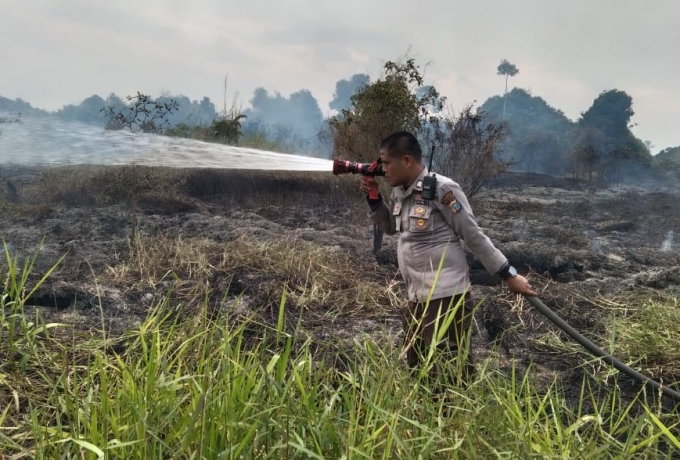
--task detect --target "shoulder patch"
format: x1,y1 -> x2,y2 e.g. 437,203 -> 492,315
441,190 -> 455,206
449,199 -> 462,213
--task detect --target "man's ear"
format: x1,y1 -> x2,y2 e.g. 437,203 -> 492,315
403,155 -> 414,168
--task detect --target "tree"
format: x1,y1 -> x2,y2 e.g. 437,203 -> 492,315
653,146 -> 680,184
428,105 -> 510,199
0,96 -> 47,117
55,95 -> 107,124
328,57 -> 444,163
571,127 -> 607,182
479,88 -> 576,175
577,89 -> 652,184
497,59 -> 519,119
101,92 -> 179,134
579,89 -> 634,140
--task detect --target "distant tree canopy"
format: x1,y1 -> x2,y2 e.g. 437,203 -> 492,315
53,92 -> 217,128
153,94 -> 217,127
651,146 -> 680,182
479,88 -> 576,174
56,94 -> 108,124
497,60 -> 519,79
655,146 -> 680,164
478,87 -> 653,184
575,89 -> 651,183
579,89 -> 634,139
0,96 -> 48,117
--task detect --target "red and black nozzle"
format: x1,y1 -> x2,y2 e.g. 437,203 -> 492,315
333,157 -> 384,201
332,158 -> 385,177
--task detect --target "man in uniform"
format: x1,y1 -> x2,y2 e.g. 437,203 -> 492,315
361,131 -> 537,386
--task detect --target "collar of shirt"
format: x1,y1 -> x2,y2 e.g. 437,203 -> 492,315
396,167 -> 428,200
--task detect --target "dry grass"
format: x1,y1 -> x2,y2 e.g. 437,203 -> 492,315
106,232 -> 402,323
23,165 -> 187,207
540,224 -> 590,249
0,199 -> 56,221
3,165 -> 367,217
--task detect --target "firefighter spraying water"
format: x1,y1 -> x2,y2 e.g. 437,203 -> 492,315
5,114 -> 678,404
333,133 -> 680,403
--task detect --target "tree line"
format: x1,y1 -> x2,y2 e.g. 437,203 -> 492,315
1,56 -> 678,186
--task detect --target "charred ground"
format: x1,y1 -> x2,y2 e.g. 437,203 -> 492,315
2,164 -> 680,410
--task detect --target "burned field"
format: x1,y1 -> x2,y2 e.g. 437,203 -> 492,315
2,164 -> 680,407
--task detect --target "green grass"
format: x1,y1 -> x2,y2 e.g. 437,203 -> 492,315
1,243 -> 680,458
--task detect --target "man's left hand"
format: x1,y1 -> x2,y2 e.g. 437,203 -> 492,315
506,275 -> 537,296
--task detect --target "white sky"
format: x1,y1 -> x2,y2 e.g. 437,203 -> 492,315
1,0 -> 678,151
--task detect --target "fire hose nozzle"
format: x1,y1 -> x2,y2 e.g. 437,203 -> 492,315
332,158 -> 385,176
333,157 -> 384,201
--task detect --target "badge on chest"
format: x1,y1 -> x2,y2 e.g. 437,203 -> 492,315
408,203 -> 432,232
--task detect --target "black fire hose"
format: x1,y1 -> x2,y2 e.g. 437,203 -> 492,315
523,294 -> 680,404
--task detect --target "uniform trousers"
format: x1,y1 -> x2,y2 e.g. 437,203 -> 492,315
402,292 -> 477,387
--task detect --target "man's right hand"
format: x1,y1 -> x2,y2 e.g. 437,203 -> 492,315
360,178 -> 378,196
361,176 -> 382,204
360,177 -> 382,205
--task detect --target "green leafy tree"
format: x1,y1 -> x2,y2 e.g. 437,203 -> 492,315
579,89 -> 634,139
328,57 -> 445,163
497,59 -> 519,118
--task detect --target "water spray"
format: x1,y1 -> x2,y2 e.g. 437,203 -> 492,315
1,117 -> 336,171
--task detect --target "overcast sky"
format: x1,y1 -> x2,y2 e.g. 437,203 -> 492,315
1,0 -> 679,151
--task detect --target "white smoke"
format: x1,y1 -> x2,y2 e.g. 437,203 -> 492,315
661,230 -> 674,252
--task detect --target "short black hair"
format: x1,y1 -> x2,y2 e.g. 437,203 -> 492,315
380,131 -> 422,162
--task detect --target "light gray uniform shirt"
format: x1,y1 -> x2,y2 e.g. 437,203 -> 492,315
369,167 -> 508,302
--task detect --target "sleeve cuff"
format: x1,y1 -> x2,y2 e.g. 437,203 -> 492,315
497,261 -> 510,279
367,194 -> 383,207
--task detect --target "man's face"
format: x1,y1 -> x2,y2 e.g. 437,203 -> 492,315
380,148 -> 410,187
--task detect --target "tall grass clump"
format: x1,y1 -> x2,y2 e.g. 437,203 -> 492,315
1,243 -> 679,458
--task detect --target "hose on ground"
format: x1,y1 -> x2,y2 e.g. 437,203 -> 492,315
523,294 -> 680,404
